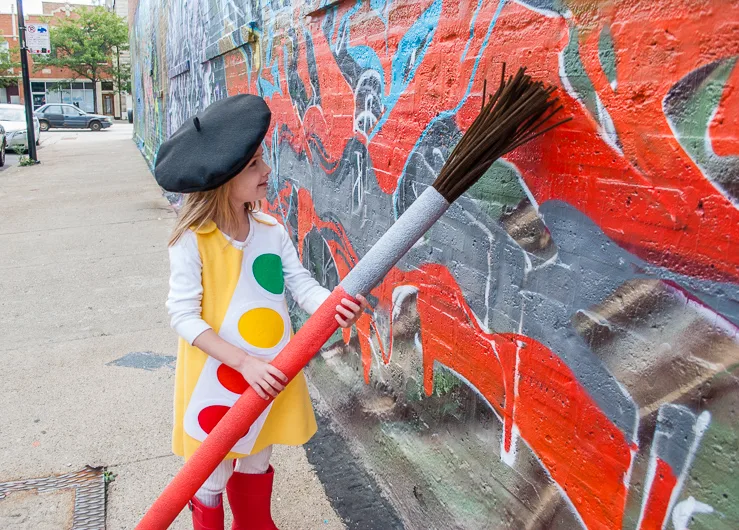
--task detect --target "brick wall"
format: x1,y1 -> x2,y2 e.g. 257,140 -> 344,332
130,1 -> 739,528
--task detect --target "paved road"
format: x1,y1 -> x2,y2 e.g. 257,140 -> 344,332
0,124 -> 345,529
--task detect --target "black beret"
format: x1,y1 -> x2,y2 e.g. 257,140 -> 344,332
154,94 -> 271,193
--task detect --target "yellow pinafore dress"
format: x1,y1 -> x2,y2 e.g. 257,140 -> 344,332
172,213 -> 317,460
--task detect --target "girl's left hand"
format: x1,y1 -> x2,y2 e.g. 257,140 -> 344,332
335,294 -> 371,328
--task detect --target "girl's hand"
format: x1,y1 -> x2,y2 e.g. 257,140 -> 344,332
335,294 -> 371,328
238,355 -> 288,400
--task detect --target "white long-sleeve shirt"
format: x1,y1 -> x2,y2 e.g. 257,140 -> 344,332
166,219 -> 331,345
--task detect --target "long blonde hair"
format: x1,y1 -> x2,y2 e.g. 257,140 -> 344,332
169,180 -> 260,246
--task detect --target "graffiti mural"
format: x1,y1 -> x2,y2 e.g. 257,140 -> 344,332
131,0 -> 739,528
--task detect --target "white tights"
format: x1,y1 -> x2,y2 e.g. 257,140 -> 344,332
194,445 -> 272,507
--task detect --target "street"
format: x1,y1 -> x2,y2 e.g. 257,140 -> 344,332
0,124 -> 344,529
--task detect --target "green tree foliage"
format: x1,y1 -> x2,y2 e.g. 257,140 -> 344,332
34,7 -> 128,113
0,46 -> 20,89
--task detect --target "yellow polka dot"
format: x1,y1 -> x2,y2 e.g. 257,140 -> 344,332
238,308 -> 285,349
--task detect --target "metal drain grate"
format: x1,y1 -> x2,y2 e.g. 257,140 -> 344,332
0,466 -> 106,529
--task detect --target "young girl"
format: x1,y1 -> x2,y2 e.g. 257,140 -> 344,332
156,94 -> 368,530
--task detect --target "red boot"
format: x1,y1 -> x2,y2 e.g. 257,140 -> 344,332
226,466 -> 279,530
190,496 -> 225,530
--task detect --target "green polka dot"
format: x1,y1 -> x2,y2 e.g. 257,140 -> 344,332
253,254 -> 284,294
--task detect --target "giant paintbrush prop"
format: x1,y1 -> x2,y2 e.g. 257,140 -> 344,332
137,65 -> 570,529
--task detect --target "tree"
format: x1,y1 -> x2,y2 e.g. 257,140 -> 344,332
113,51 -> 131,94
34,7 -> 128,113
112,46 -> 131,116
0,47 -> 20,88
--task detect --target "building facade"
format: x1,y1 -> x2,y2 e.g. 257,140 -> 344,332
0,1 -> 129,118
106,0 -> 131,118
130,0 -> 739,529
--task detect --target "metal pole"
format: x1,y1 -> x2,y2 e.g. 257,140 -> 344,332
16,0 -> 39,163
116,47 -> 122,120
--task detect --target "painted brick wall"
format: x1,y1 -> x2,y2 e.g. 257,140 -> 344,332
130,1 -> 739,528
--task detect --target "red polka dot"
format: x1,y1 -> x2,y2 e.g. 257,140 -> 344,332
198,405 -> 230,434
217,364 -> 248,394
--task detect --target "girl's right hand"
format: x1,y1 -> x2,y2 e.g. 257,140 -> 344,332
238,355 -> 288,400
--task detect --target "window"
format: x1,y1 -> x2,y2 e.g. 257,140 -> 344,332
72,82 -> 84,89
50,82 -> 71,91
0,108 -> 26,121
45,90 -> 61,103
46,105 -> 63,114
84,82 -> 93,90
63,105 -> 83,116
101,81 -> 114,91
0,41 -> 9,53
31,82 -> 45,92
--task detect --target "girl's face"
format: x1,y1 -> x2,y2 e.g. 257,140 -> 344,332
229,146 -> 271,206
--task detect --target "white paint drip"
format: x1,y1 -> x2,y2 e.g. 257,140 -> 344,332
666,411 -> 712,529
353,69 -> 383,140
490,337 -> 502,363
575,309 -> 613,329
431,147 -> 445,167
432,360 -> 504,424
623,447 -> 637,490
637,409 -> 712,530
533,250 -> 561,271
352,150 -> 365,213
501,339 -> 524,467
672,496 -> 714,530
414,332 -> 423,352
367,332 -> 385,383
595,95 -> 624,156
636,436 -> 660,530
500,424 -> 519,467
496,157 -> 541,212
512,0 -> 571,19
463,209 -> 495,328
522,246 -> 533,276
704,100 -> 721,159
615,378 -> 640,444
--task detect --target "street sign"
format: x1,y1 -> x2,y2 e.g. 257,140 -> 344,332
25,23 -> 50,55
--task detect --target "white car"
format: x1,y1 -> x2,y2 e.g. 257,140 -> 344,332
0,104 -> 41,153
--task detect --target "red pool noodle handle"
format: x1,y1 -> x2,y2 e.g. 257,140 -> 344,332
136,287 -> 349,529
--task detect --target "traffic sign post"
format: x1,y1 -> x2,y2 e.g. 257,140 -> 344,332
25,23 -> 51,55
16,0 -> 40,163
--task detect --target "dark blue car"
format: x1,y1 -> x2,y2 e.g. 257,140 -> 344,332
36,103 -> 113,132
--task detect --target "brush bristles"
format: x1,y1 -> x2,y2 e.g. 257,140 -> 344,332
433,64 -> 571,203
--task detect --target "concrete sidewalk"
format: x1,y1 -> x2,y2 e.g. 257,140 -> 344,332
0,126 -> 344,529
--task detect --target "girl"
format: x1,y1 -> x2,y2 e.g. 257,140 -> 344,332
156,94 -> 368,530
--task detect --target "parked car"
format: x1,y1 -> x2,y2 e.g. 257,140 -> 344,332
36,103 -> 112,131
0,124 -> 6,167
0,104 -> 41,153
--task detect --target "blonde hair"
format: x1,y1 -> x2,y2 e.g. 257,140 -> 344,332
169,180 -> 260,246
